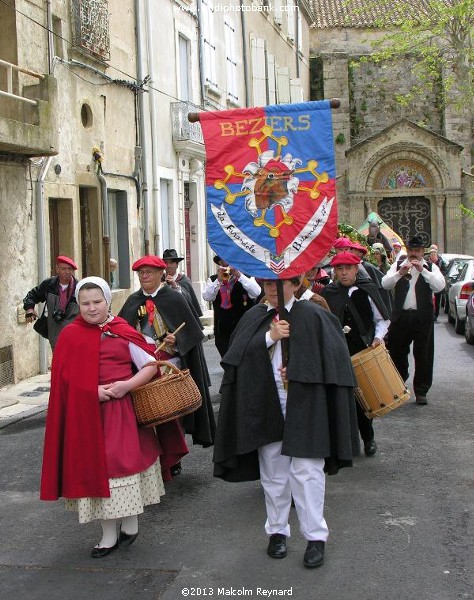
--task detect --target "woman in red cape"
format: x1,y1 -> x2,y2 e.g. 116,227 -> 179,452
40,277 -> 187,558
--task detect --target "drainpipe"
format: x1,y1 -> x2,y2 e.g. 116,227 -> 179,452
135,0 -> 150,254
196,0 -> 206,106
295,0 -> 300,79
93,153 -> 111,284
46,0 -> 54,74
240,7 -> 250,107
144,0 -> 162,256
35,156 -> 52,374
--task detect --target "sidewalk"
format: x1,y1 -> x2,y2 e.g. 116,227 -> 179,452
0,372 -> 51,429
0,325 -> 214,429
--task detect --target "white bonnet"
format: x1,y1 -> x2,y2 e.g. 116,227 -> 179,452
75,276 -> 112,305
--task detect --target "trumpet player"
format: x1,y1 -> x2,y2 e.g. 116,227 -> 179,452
202,256 -> 262,357
382,235 -> 446,406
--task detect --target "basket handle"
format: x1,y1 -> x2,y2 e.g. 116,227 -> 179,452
156,360 -> 183,375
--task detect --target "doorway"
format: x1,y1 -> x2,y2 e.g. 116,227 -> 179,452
378,196 -> 432,246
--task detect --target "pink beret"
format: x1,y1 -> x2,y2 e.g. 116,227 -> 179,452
332,237 -> 352,249
56,255 -> 77,270
132,255 -> 167,271
349,241 -> 368,255
330,251 -> 361,266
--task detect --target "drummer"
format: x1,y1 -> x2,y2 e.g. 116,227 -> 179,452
322,252 -> 390,457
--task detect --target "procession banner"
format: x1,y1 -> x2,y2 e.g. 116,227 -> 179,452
199,100 -> 338,279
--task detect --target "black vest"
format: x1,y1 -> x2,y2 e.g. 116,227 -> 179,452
210,275 -> 256,328
392,260 -> 433,323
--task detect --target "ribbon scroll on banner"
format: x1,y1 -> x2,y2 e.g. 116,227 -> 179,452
199,100 -> 338,279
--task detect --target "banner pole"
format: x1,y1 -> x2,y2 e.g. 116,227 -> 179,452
276,280 -> 289,369
187,98 -> 341,122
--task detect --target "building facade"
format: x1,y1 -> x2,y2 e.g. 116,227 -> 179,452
0,0 -> 314,383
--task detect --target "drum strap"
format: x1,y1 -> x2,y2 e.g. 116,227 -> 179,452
346,298 -> 371,348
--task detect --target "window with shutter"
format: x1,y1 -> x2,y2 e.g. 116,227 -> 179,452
290,78 -> 304,102
276,66 -> 290,104
224,17 -> 239,104
286,1 -> 295,42
251,37 -> 267,107
202,0 -> 218,90
267,54 -> 277,105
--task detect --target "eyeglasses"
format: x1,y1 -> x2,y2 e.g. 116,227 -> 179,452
137,269 -> 160,277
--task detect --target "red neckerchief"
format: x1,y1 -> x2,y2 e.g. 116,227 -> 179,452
145,298 -> 156,325
219,277 -> 236,309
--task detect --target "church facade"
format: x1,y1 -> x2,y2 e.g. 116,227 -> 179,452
309,0 -> 474,253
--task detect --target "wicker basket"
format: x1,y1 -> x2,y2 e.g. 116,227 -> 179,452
131,361 -> 202,427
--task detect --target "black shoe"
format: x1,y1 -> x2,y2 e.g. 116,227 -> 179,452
364,440 -> 377,456
416,395 -> 428,405
90,539 -> 119,558
267,534 -> 287,559
119,530 -> 138,546
303,540 -> 325,568
170,462 -> 182,477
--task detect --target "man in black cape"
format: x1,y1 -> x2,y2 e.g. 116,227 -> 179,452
213,276 -> 359,569
118,256 -> 215,449
322,251 -> 391,457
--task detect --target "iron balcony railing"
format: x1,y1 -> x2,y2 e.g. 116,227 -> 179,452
171,101 -> 204,144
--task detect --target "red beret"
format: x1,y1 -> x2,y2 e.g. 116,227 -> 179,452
330,251 -> 361,266
56,255 -> 77,270
333,237 -> 352,249
132,255 -> 166,271
349,241 -> 368,255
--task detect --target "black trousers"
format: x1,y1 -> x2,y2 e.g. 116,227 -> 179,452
356,401 -> 374,444
387,310 -> 434,397
433,292 -> 442,318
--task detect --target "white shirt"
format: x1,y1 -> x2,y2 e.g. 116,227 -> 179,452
264,297 -> 297,417
382,258 -> 445,310
202,273 -> 261,302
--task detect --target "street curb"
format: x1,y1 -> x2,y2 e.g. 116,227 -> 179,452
0,405 -> 47,430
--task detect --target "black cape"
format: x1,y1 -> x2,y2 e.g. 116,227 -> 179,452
213,301 -> 360,482
118,286 -> 216,447
176,274 -> 203,317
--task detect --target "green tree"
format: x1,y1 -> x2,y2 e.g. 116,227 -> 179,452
356,0 -> 473,112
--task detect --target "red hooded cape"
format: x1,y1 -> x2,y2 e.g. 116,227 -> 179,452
40,316 -> 187,500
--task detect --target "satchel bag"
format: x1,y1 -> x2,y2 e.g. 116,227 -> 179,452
131,360 -> 202,427
32,307 -> 48,339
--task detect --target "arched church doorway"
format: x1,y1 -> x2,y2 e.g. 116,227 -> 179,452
378,197 -> 431,247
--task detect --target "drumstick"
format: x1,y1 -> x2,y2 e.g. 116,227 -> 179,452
155,322 -> 185,352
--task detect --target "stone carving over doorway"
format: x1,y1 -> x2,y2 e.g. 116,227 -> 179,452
378,197 -> 431,247
373,160 -> 434,190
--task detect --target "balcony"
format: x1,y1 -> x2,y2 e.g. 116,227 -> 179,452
0,60 -> 58,157
171,101 -> 205,159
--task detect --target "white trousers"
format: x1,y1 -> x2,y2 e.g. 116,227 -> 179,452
258,441 -> 329,541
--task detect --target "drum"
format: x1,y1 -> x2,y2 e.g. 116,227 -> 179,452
351,344 -> 410,418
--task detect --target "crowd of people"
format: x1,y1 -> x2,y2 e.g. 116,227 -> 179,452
27,233 -> 447,566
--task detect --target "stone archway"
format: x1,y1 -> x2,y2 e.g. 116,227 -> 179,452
378,197 -> 431,246
373,159 -> 434,245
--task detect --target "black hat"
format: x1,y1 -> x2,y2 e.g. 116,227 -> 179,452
406,235 -> 425,249
213,255 -> 224,265
162,248 -> 184,262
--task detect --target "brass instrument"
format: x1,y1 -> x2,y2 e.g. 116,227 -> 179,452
403,264 -> 413,280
